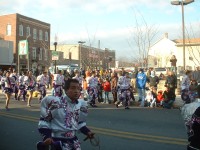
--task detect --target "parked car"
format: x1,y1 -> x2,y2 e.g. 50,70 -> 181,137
154,67 -> 167,77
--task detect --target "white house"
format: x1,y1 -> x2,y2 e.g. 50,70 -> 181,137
148,33 -> 200,71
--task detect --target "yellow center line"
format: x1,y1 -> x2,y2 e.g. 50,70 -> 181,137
0,112 -> 188,146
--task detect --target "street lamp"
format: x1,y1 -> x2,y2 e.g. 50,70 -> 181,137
171,0 -> 194,70
78,41 -> 86,69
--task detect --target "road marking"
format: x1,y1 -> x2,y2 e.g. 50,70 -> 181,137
0,112 -> 188,146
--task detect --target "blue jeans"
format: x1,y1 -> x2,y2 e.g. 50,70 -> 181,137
104,91 -> 110,103
138,88 -> 145,106
162,100 -> 174,109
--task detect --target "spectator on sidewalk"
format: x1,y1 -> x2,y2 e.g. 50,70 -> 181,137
136,68 -> 147,107
103,78 -> 111,104
162,86 -> 176,109
147,71 -> 159,91
165,71 -> 177,95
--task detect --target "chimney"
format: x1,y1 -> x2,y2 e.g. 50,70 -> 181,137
164,33 -> 168,38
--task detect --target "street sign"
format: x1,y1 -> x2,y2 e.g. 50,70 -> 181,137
52,51 -> 59,60
19,40 -> 28,55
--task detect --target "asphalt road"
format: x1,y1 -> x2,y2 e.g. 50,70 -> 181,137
0,91 -> 188,150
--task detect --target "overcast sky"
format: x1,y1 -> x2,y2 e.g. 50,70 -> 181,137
0,0 -> 199,60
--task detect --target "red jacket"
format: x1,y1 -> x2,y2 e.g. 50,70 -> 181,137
157,93 -> 164,103
103,81 -> 111,92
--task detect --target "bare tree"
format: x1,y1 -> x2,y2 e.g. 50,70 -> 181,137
185,24 -> 200,67
129,10 -> 159,68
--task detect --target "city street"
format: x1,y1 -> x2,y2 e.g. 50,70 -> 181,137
0,91 -> 188,150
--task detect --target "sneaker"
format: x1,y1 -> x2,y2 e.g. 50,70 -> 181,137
125,107 -> 130,109
5,106 -> 9,111
118,103 -> 123,107
27,104 -> 31,107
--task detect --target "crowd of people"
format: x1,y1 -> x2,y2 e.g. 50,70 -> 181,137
1,66 -> 200,149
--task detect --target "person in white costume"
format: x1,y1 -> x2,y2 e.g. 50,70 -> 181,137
52,70 -> 65,97
181,99 -> 200,150
37,79 -> 94,150
0,70 -> 15,110
86,71 -> 98,107
37,71 -> 49,102
24,70 -> 36,107
115,72 -> 131,109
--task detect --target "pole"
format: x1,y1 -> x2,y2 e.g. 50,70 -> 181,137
181,0 -> 186,70
79,44 -> 82,68
18,51 -> 20,74
27,41 -> 29,71
54,42 -> 57,74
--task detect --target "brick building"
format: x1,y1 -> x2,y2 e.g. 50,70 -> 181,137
0,13 -> 50,74
50,44 -> 116,70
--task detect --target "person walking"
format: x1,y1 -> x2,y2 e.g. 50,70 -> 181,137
37,79 -> 95,150
111,72 -> 118,104
24,70 -> 37,107
37,71 -> 49,102
0,70 -> 15,110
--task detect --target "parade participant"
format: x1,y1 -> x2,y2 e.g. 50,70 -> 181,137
181,70 -> 192,104
73,70 -> 84,99
0,70 -> 3,91
10,69 -> 19,100
189,80 -> 198,102
111,72 -> 118,104
136,68 -> 147,107
24,70 -> 36,107
37,71 -> 49,102
52,70 -> 65,97
17,72 -> 27,101
87,71 -> 98,107
181,99 -> 200,150
0,70 -> 15,110
37,79 -> 95,150
116,72 -> 131,109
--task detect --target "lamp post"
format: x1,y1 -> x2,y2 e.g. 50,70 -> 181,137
26,35 -> 31,71
54,41 -> 58,74
78,41 -> 86,69
171,0 -> 194,70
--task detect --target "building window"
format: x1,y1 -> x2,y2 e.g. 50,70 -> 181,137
32,47 -> 36,60
19,25 -> 23,36
45,31 -> 48,41
44,49 -> 47,60
39,48 -> 42,60
26,27 -> 30,37
39,30 -> 43,40
33,28 -> 37,40
6,24 -> 12,36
